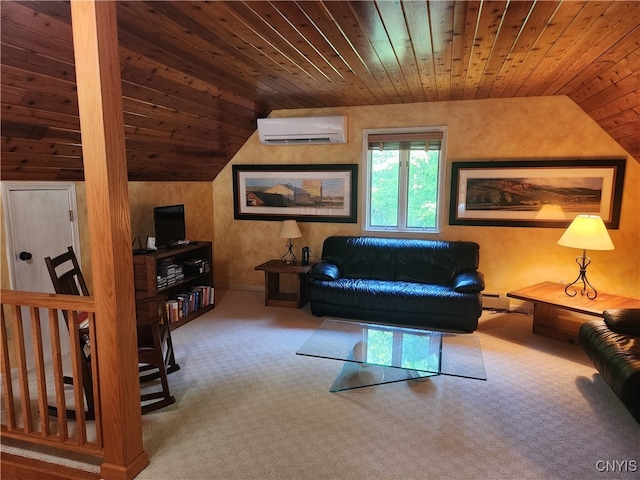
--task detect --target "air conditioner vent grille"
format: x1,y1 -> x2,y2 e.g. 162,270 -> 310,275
263,137 -> 333,145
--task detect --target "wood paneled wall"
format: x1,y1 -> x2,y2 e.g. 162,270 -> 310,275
1,1 -> 638,182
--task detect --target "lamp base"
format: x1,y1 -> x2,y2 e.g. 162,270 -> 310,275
281,241 -> 297,264
564,249 -> 597,300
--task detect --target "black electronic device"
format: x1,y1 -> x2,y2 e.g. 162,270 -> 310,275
132,235 -> 154,255
301,246 -> 310,265
153,204 -> 186,248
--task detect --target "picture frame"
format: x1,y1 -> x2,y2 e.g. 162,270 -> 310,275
449,159 -> 626,228
232,164 -> 358,222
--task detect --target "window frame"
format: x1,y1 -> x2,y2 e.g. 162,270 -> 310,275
362,127 -> 447,236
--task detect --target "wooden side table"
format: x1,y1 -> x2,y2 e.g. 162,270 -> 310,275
507,281 -> 640,343
255,260 -> 315,308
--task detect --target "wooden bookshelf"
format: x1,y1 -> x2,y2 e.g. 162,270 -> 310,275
133,241 -> 214,330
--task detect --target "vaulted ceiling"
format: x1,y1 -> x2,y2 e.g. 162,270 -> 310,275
1,1 -> 638,181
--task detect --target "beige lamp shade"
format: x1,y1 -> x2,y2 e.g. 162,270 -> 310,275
557,215 -> 614,250
279,219 -> 302,239
535,204 -> 566,220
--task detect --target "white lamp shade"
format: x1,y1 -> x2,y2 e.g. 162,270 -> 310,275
535,204 -> 567,220
557,215 -> 614,250
279,219 -> 302,239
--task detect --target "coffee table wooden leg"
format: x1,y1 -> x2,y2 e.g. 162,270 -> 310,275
532,302 -> 558,336
532,302 -> 581,343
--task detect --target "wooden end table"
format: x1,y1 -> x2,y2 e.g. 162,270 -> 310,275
255,260 -> 316,309
507,281 -> 640,343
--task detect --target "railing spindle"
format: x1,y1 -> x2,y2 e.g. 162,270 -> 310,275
0,305 -> 17,429
12,305 -> 33,434
0,290 -> 103,456
30,306 -> 51,437
48,306 -> 68,440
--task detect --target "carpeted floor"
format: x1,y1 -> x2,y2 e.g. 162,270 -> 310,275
134,289 -> 639,480
3,288 -> 638,479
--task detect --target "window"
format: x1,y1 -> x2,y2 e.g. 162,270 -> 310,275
364,129 -> 445,234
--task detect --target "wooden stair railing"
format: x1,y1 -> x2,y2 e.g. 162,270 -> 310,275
0,289 -> 103,460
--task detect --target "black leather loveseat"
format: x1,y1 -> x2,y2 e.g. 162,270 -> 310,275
579,309 -> 640,423
308,236 -> 485,332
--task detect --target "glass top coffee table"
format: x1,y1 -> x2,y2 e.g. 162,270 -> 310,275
296,319 -> 486,392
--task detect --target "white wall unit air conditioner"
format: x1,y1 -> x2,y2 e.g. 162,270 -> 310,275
257,115 -> 347,145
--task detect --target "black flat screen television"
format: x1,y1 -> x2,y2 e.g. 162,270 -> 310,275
153,204 -> 186,248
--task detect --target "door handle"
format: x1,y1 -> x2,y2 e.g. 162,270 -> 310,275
19,251 -> 33,261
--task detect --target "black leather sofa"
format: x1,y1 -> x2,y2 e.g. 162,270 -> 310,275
308,236 -> 485,332
579,309 -> 640,423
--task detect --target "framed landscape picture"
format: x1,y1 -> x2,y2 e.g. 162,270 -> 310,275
232,164 -> 358,222
449,159 -> 626,228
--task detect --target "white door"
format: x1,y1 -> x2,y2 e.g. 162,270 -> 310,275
3,182 -> 81,368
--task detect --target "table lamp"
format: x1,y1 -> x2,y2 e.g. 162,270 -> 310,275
535,204 -> 566,220
279,219 -> 302,264
557,214 -> 614,299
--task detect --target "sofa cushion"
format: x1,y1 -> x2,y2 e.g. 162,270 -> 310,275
395,240 -> 479,284
321,236 -> 395,280
603,309 -> 640,336
310,278 -> 479,317
320,236 -> 480,284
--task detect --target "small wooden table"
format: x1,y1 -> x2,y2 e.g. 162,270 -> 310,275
507,281 -> 640,343
255,260 -> 315,309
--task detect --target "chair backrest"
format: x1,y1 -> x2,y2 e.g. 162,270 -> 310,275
45,246 -> 90,297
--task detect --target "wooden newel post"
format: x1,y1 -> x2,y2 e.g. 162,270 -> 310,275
70,1 -> 149,478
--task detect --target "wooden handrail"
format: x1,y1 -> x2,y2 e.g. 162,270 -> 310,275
1,289 -> 104,458
1,290 -> 96,311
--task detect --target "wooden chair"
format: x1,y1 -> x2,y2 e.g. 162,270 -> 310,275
135,297 -> 179,413
45,246 -> 179,415
44,246 -> 95,420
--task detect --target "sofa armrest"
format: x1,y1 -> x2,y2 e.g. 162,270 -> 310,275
603,309 -> 640,336
310,262 -> 340,281
453,271 -> 485,293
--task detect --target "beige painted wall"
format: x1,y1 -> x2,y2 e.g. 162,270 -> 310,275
0,180 -> 212,366
213,96 -> 640,298
0,182 -> 213,292
88,182 -> 214,288
2,96 -> 638,300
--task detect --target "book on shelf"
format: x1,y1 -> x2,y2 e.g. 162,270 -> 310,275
165,300 -> 180,323
164,286 -> 213,322
193,285 -> 214,306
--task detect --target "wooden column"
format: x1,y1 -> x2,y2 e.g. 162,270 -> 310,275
69,1 -> 149,479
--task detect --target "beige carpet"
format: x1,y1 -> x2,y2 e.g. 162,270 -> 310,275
3,288 -> 638,479
135,289 -> 639,480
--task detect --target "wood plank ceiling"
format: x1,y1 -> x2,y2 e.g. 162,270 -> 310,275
1,1 -> 638,182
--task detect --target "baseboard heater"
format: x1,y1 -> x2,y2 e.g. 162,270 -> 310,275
482,294 -> 510,311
